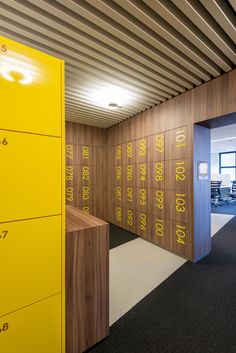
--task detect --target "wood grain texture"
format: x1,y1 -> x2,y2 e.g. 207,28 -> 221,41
65,122 -> 107,220
107,69 -> 236,261
66,205 -> 109,353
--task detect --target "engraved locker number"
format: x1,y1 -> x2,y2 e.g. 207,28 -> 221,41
127,187 -> 133,202
155,190 -> 164,209
127,142 -> 133,158
116,207 -> 122,222
82,166 -> 89,181
140,164 -> 146,181
116,166 -> 121,181
116,186 -> 122,201
116,145 -> 121,160
83,206 -> 89,214
82,146 -> 89,159
82,187 -> 90,200
140,213 -> 146,231
176,161 -> 185,181
66,166 -> 73,181
140,188 -> 147,206
0,230 -> 8,239
127,209 -> 133,226
139,139 -> 146,157
0,322 -> 9,333
66,187 -> 73,202
176,129 -> 186,148
176,193 -> 186,213
176,224 -> 186,245
155,219 -> 164,237
65,144 -> 73,160
127,165 -> 133,181
155,134 -> 164,153
155,162 -> 163,181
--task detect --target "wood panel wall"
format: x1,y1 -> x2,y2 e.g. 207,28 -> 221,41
107,69 -> 236,261
65,122 -> 107,220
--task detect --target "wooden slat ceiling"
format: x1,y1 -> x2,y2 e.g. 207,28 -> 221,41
0,0 -> 235,128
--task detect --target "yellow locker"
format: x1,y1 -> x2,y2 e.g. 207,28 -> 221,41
0,130 -> 61,223
0,294 -> 61,353
0,216 -> 61,318
0,35 -> 62,137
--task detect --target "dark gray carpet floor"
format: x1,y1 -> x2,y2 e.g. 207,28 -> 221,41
109,223 -> 138,249
88,216 -> 236,353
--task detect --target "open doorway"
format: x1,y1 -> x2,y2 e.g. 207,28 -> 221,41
211,124 -> 236,213
211,124 -> 236,235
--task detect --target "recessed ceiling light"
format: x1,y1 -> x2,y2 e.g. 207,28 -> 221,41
89,85 -> 129,109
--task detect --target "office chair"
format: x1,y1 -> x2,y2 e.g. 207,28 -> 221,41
211,180 -> 222,207
227,180 -> 236,201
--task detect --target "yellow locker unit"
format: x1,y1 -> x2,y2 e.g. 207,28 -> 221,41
0,36 -> 64,353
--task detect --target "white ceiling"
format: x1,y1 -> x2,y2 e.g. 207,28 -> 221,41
0,0 -> 236,128
211,123 -> 236,153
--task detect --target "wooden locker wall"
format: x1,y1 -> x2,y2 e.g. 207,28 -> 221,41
65,122 -> 107,220
106,69 -> 236,261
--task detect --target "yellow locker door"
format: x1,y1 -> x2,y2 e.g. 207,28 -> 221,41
0,130 -> 61,223
0,35 -> 62,137
0,294 -> 61,353
0,216 -> 61,317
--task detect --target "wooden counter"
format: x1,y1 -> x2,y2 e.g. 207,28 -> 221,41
66,205 -> 109,353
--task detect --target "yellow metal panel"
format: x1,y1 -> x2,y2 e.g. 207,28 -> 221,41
0,294 -> 61,353
0,130 -> 61,223
60,60 -> 65,353
0,35 -> 61,137
0,216 -> 61,317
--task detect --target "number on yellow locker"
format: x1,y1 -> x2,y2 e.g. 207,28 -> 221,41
0,131 -> 62,223
0,295 -> 61,353
0,216 -> 61,318
0,35 -> 62,136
